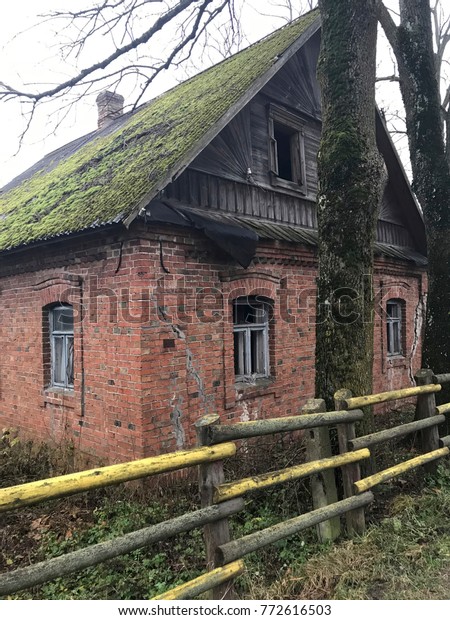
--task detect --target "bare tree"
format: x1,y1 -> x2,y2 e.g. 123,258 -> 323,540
377,0 -> 450,383
376,0 -> 450,167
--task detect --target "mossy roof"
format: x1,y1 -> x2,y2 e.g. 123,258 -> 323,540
0,9 -> 319,253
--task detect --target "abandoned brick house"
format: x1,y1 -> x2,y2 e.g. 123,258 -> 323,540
0,11 -> 427,462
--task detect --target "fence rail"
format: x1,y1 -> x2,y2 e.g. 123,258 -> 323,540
216,492 -> 374,566
205,410 -> 364,444
1,368 -> 450,600
213,449 -> 370,503
151,561 -> 245,601
355,448 -> 449,493
344,384 -> 441,410
0,499 -> 244,597
0,443 -> 237,513
348,415 -> 446,451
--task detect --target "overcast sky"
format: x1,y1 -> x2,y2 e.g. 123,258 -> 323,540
0,1 -> 410,188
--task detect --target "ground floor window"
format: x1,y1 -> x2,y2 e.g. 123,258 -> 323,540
386,299 -> 404,356
233,297 -> 270,381
50,305 -> 74,388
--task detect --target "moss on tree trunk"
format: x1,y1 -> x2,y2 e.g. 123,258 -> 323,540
394,0 -> 450,383
315,0 -> 385,428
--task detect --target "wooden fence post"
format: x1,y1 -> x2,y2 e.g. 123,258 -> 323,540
415,369 -> 441,474
195,414 -> 234,600
334,389 -> 365,536
302,398 -> 340,541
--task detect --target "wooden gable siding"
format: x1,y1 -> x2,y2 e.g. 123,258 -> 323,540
165,168 -> 317,228
164,168 -> 415,249
261,30 -> 321,119
173,32 -> 416,250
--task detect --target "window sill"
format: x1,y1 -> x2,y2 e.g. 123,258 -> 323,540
41,387 -> 76,409
386,355 -> 407,369
269,172 -> 306,195
235,377 -> 277,400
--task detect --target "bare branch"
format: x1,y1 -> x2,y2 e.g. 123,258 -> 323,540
377,0 -> 401,61
0,0 -> 220,103
376,75 -> 400,82
443,83 -> 450,111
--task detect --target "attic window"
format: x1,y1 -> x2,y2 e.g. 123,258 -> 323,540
268,104 -> 306,193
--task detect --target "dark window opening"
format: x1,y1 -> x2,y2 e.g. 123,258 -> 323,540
274,123 -> 294,181
268,105 -> 306,193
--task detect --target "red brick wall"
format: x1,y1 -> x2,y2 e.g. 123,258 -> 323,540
0,225 -> 427,462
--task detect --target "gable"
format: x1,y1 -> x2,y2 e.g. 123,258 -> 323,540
185,33 -> 425,254
0,8 -> 424,259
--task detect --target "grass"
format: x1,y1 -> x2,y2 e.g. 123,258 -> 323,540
1,422 -> 450,600
244,466 -> 450,599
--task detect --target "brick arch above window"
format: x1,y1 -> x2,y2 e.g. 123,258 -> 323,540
219,270 -> 280,285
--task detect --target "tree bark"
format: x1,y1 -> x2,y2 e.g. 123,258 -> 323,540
397,1 -> 450,380
315,0 -> 386,424
378,0 -> 450,383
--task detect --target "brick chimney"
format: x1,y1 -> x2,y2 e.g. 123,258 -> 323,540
96,91 -> 124,129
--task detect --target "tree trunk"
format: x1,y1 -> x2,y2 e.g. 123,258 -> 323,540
315,0 -> 386,426
394,0 -> 450,381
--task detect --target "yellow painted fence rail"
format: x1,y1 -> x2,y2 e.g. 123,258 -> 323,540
0,443 -> 236,513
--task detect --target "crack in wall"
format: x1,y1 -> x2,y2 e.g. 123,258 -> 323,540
186,346 -> 215,417
170,395 -> 186,449
164,319 -> 215,434
409,292 -> 426,384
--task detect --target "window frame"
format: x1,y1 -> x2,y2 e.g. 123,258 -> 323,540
268,104 -> 307,194
233,297 -> 270,382
386,299 -> 404,357
49,305 -> 74,390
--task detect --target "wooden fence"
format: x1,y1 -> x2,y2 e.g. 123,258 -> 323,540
0,368 -> 449,600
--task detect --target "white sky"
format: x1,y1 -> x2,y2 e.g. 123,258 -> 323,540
0,1 -> 414,188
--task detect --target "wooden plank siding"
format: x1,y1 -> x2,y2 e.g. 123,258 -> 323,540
166,168 -> 416,249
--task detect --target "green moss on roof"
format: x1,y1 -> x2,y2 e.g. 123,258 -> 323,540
0,9 -> 319,252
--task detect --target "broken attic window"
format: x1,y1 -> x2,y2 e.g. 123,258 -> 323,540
269,104 -> 306,192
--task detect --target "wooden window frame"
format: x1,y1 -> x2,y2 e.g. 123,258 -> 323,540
386,299 -> 405,357
233,297 -> 270,382
49,305 -> 74,390
268,104 -> 307,194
